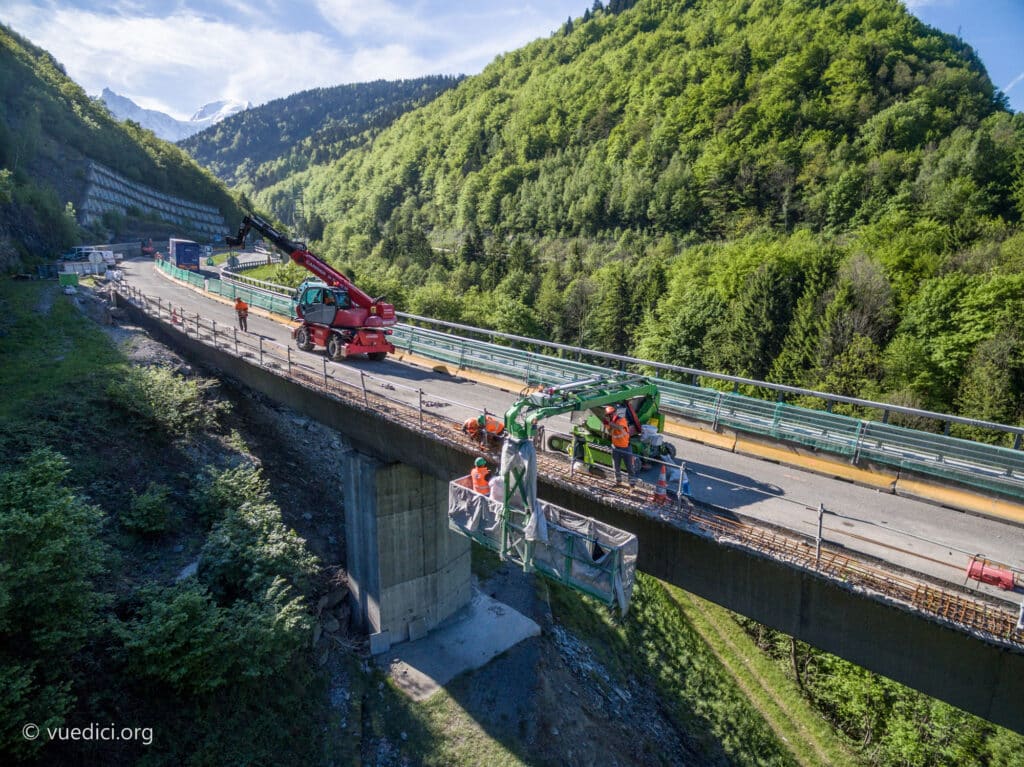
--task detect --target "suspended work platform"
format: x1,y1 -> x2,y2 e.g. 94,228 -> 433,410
448,476 -> 638,614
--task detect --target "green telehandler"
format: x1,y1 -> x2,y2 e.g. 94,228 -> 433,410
529,375 -> 676,472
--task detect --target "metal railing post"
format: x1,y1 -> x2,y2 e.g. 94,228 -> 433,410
258,337 -> 264,367
233,328 -> 239,356
360,371 -> 369,405
711,391 -> 724,431
287,347 -> 292,375
816,503 -> 824,568
418,389 -> 424,427
851,420 -> 867,465
323,356 -> 328,387
212,319 -> 218,346
156,297 -> 162,320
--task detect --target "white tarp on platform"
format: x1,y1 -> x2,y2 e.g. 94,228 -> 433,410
448,478 -> 638,613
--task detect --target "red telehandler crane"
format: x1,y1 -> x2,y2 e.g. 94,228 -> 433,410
226,213 -> 397,361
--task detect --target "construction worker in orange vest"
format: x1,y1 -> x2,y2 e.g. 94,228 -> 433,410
462,414 -> 505,448
470,457 -> 490,495
234,297 -> 249,331
605,406 -> 636,487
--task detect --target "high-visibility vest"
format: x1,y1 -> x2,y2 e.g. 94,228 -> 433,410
471,466 -> 490,494
609,416 -> 631,448
483,416 -> 504,435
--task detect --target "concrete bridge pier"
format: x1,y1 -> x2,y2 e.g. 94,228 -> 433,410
342,451 -> 471,655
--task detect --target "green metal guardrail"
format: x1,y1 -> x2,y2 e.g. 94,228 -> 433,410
390,327 -> 1024,501
157,259 -> 293,316
166,260 -> 1024,501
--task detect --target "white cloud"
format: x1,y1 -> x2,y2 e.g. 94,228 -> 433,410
1005,71 -> 1024,94
1,0 -> 582,116
314,0 -> 428,39
902,0 -> 958,9
2,3 -> 357,116
346,43 -> 430,81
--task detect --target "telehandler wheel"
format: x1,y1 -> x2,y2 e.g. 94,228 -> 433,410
327,333 -> 345,361
295,326 -> 314,351
662,442 -> 677,459
367,351 -> 387,361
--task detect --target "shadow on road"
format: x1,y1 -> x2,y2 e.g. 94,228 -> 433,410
684,460 -> 786,512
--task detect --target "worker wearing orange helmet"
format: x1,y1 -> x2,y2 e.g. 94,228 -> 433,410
470,457 -> 491,495
604,406 -> 636,487
462,413 -> 505,448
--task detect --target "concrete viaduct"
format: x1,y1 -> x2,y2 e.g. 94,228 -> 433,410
114,288 -> 1024,735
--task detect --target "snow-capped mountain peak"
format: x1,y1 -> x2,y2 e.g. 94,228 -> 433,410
100,88 -> 250,142
190,99 -> 251,123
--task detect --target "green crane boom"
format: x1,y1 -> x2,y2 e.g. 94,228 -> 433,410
447,373 -> 652,613
504,374 -> 660,440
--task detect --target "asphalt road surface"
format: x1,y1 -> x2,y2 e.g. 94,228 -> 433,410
118,258 -> 1024,605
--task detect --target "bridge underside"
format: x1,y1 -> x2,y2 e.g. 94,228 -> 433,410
124,298 -> 1024,734
540,481 -> 1024,733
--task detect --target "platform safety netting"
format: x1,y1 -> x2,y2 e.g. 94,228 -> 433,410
448,474 -> 638,614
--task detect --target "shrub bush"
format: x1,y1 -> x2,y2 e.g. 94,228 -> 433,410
107,366 -> 226,437
123,481 -> 172,535
120,578 -> 311,697
198,500 -> 319,604
0,449 -> 106,760
190,463 -> 269,525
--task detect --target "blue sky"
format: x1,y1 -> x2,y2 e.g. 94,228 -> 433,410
907,0 -> 1024,111
1,1 -> 1021,118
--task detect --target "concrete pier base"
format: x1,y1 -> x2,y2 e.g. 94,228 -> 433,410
343,452 -> 471,655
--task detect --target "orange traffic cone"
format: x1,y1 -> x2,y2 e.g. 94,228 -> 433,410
651,464 -> 668,504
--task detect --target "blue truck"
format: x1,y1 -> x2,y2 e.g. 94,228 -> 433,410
168,238 -> 202,271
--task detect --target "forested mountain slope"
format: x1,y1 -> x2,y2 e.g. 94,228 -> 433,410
259,0 -> 1024,435
0,23 -> 241,268
180,77 -> 462,195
